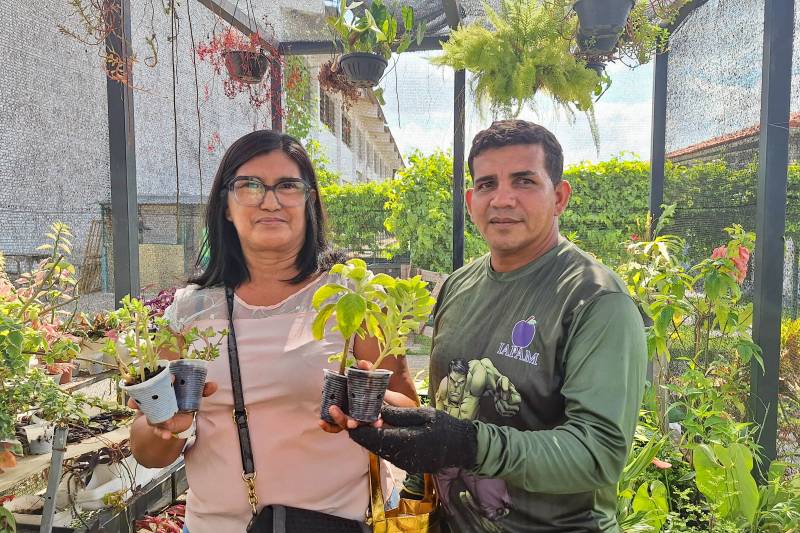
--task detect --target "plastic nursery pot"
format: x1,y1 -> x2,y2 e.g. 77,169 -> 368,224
22,423 -> 54,455
223,50 -> 269,83
345,367 -> 393,423
120,360 -> 178,424
338,52 -> 388,88
170,359 -> 209,413
573,0 -> 635,55
320,369 -> 349,424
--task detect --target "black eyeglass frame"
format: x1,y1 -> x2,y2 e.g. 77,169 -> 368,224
223,176 -> 313,206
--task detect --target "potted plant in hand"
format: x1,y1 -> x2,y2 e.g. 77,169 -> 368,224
312,259 -> 434,423
326,0 -> 426,88
346,274 -> 434,422
104,296 -> 178,424
167,326 -> 227,412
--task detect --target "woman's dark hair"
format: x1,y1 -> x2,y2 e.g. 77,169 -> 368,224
190,130 -> 343,288
467,120 -> 564,184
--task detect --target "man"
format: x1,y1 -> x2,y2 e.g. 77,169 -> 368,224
342,120 -> 647,532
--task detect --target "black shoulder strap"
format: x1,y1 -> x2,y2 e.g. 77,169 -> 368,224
226,286 -> 255,476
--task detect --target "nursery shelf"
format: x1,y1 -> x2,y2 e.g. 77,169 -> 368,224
12,459 -> 187,533
62,371 -> 118,394
0,426 -> 130,497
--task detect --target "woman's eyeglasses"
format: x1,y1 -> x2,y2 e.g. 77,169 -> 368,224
228,177 -> 311,207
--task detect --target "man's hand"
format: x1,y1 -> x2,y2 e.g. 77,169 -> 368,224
348,406 -> 478,473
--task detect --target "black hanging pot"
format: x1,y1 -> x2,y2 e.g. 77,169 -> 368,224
223,50 -> 269,84
574,0 -> 635,55
338,52 -> 388,88
585,59 -> 606,76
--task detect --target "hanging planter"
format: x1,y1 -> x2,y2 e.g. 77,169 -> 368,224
574,0 -> 635,54
223,50 -> 269,84
326,0 -> 426,89
338,52 -> 389,89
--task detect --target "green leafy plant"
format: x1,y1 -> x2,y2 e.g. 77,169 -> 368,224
326,0 -> 426,60
103,296 -> 175,385
385,150 -> 487,271
0,224 -> 101,440
432,0 -> 606,117
311,259 -> 434,374
171,326 -> 227,361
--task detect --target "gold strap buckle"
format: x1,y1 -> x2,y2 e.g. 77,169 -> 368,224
232,408 -> 248,425
242,472 -> 258,515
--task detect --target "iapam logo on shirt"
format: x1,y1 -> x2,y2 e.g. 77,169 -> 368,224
496,315 -> 540,366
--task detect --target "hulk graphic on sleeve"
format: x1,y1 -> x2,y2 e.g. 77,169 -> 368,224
434,358 -> 522,530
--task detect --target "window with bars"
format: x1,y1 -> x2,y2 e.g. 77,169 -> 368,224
342,112 -> 352,148
320,92 -> 335,132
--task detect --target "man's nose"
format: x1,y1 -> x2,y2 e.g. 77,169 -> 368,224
489,182 -> 516,208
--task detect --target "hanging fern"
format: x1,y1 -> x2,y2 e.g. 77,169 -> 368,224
432,0 -> 606,118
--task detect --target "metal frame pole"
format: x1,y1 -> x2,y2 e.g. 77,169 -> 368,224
452,69 -> 466,272
649,48 -> 668,233
39,425 -> 68,533
105,0 -> 139,304
751,0 -> 795,479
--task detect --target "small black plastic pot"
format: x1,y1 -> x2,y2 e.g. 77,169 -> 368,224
320,369 -> 349,424
223,50 -> 269,84
574,0 -> 635,55
170,359 -> 209,412
338,52 -> 388,88
346,367 -> 393,423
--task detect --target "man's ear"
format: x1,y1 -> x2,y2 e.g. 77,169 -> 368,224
554,180 -> 572,216
465,188 -> 474,218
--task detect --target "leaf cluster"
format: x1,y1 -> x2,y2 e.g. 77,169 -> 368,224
326,0 -> 426,60
311,259 -> 434,373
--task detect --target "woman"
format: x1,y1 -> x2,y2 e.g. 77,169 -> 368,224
128,130 -> 417,532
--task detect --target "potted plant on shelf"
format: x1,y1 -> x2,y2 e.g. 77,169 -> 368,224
326,0 -> 426,88
167,326 -> 227,412
103,296 -> 178,425
312,259 -> 434,422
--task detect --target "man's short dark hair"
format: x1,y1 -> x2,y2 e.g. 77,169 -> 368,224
467,120 -> 564,184
449,358 -> 469,376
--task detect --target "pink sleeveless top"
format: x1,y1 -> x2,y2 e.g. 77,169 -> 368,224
164,275 -> 394,533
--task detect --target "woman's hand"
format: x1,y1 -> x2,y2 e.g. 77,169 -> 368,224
128,381 -> 218,440
318,361 -> 416,434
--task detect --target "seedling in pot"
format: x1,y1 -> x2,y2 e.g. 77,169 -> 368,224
103,296 -> 179,424
166,326 -> 227,412
311,259 -> 434,422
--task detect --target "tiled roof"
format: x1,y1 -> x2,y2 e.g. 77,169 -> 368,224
667,112 -> 800,159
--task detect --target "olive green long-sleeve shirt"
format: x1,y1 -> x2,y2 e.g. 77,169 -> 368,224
428,240 -> 647,532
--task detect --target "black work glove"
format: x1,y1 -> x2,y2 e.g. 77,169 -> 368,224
348,406 -> 478,473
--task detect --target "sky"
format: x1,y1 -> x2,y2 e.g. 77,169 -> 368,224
377,51 -> 655,166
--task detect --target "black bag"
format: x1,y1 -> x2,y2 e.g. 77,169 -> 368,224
224,287 -> 368,533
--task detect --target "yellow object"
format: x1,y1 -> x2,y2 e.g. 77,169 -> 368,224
367,453 -> 441,533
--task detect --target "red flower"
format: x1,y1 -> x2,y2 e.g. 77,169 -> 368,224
651,457 -> 672,469
630,234 -> 640,242
711,245 -> 750,283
